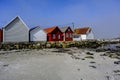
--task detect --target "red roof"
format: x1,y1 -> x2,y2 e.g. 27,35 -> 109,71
44,26 -> 57,33
74,27 -> 90,34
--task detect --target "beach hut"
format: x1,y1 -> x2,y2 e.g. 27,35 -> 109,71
44,26 -> 63,41
0,29 -> 3,42
73,27 -> 94,41
29,26 -> 47,42
3,16 -> 29,42
60,26 -> 73,41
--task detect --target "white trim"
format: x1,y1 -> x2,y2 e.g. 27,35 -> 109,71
30,27 -> 47,34
18,16 -> 29,30
63,33 -> 65,41
85,27 -> 90,34
3,16 -> 19,29
3,16 -> 29,30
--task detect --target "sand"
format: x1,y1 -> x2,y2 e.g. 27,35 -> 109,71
0,48 -> 120,80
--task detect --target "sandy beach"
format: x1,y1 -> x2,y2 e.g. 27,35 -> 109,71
0,48 -> 120,80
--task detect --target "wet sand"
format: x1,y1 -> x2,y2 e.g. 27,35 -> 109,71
0,48 -> 120,80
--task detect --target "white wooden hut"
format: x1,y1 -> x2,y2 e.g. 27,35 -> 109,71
29,26 -> 47,41
73,27 -> 94,41
3,16 -> 29,42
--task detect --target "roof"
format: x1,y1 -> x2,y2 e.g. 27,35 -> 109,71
74,27 -> 90,34
3,16 -> 29,30
44,26 -> 57,33
30,26 -> 41,31
60,26 -> 69,32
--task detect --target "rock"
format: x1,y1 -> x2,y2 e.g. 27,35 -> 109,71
109,54 -> 119,59
77,68 -> 80,71
96,49 -> 106,52
86,52 -> 94,55
81,58 -> 85,60
90,61 -> 96,64
85,56 -> 94,59
100,53 -> 109,56
68,52 -> 73,55
114,70 -> 120,73
71,55 -> 80,59
116,46 -> 120,48
114,61 -> 120,64
74,56 -> 80,59
106,76 -> 110,80
46,43 -> 51,48
3,64 -> 9,67
116,52 -> 120,56
115,74 -> 120,75
89,65 -> 96,68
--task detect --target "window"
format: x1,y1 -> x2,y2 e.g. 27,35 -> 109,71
58,35 -> 60,39
66,33 -> 69,38
53,34 -> 55,39
70,33 -> 72,38
73,35 -> 79,38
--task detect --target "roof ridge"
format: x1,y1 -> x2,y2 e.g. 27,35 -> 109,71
74,27 -> 90,34
3,16 -> 29,30
44,26 -> 57,33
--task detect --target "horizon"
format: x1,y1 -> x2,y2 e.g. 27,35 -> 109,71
0,0 -> 120,39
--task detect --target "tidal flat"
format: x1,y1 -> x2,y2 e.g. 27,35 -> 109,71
0,48 -> 120,80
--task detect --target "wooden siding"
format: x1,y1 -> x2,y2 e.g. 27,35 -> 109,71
73,27 -> 94,41
30,28 -> 46,41
3,17 -> 29,42
64,27 -> 73,41
46,27 -> 63,41
81,34 -> 86,40
86,30 -> 94,39
73,34 -> 81,41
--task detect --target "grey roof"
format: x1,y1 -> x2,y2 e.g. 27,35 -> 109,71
60,26 -> 69,32
29,26 -> 46,33
30,26 -> 41,31
3,16 -> 29,30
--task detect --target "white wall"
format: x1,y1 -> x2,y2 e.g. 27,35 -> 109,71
3,17 -> 29,42
86,31 -> 94,39
73,34 -> 81,41
73,28 -> 95,41
30,29 -> 46,41
81,35 -> 86,40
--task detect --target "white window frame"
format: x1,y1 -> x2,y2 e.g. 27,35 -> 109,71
66,33 -> 69,38
58,34 -> 60,39
53,34 -> 55,39
70,33 -> 72,38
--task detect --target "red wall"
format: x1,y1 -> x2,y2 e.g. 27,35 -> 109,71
47,27 -> 63,41
64,27 -> 73,41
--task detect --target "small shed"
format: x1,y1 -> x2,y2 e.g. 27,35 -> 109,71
60,26 -> 73,41
2,16 -> 29,42
73,27 -> 94,41
29,26 -> 47,42
44,26 -> 63,41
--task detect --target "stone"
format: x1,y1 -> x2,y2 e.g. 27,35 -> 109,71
89,65 -> 96,68
114,61 -> 120,64
86,52 -> 94,55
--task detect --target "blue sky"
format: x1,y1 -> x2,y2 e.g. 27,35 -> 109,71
0,0 -> 120,39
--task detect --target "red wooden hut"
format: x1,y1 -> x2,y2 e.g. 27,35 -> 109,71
44,26 -> 63,41
60,26 -> 73,41
0,29 -> 3,42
